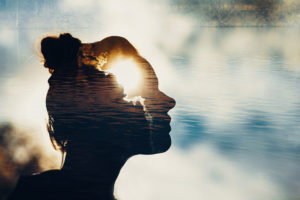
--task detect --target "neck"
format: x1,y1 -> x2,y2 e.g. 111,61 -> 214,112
61,143 -> 128,199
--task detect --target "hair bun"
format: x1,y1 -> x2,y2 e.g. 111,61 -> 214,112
41,33 -> 81,71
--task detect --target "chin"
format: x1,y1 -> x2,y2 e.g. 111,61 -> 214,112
133,122 -> 172,155
150,132 -> 172,154
155,139 -> 171,153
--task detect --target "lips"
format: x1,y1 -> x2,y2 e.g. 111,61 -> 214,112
164,124 -> 171,133
165,114 -> 171,122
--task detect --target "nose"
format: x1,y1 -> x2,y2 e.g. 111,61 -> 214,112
161,92 -> 176,111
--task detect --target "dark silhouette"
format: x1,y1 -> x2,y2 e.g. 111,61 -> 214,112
8,33 -> 175,200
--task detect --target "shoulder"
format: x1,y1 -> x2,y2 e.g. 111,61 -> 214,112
8,170 -> 63,200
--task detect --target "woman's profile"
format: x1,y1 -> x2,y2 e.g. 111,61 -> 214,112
8,33 -> 175,200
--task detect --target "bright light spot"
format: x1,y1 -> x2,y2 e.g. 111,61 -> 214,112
124,95 -> 145,105
108,58 -> 142,96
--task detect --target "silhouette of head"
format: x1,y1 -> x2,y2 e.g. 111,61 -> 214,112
41,33 -> 175,162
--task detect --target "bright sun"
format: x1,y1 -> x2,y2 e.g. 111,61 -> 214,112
108,58 -> 142,97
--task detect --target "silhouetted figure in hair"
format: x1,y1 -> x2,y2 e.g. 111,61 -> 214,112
8,33 -> 175,200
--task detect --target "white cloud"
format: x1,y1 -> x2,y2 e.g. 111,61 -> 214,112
115,146 -> 284,200
0,28 -> 16,47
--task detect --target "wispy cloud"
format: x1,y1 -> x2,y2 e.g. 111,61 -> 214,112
116,146 -> 285,200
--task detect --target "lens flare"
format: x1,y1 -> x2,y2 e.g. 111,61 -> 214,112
108,58 -> 142,97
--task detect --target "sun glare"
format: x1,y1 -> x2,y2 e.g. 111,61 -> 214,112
108,58 -> 142,97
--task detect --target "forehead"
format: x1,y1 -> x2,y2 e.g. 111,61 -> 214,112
97,55 -> 160,98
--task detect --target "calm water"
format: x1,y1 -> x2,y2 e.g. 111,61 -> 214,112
0,1 -> 300,199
